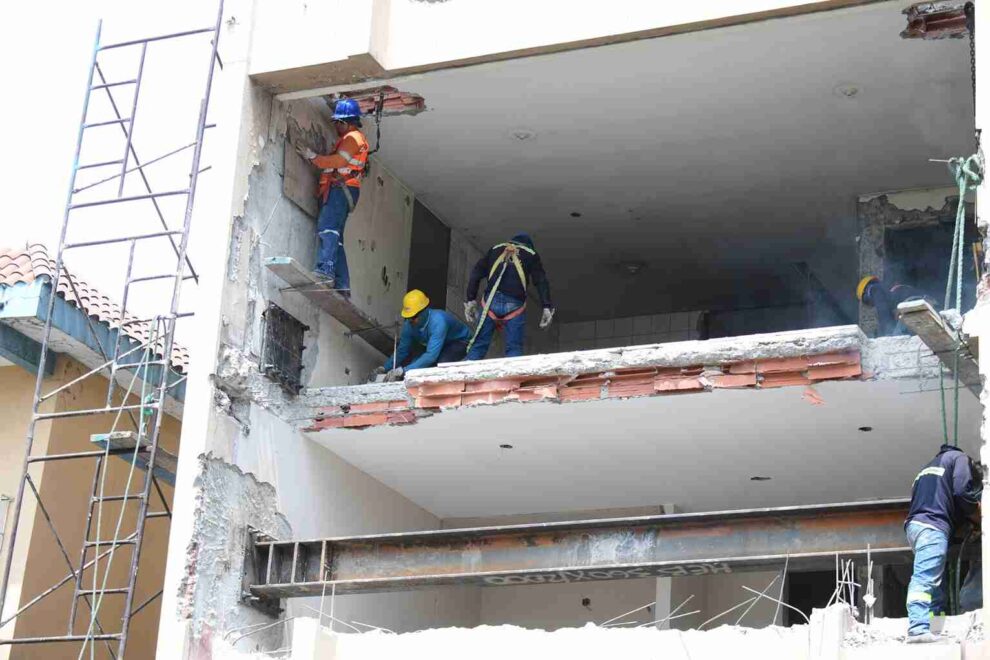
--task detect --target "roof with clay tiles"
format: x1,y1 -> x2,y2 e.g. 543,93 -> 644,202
0,243 -> 189,373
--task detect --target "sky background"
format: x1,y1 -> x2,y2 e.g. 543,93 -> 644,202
0,0 -> 222,325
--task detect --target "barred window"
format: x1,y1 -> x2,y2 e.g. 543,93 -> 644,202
261,303 -> 309,394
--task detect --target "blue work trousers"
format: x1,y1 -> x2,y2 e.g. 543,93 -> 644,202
906,521 -> 949,635
316,186 -> 360,290
466,292 -> 526,360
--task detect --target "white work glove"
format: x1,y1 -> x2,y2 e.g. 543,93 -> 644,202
384,366 -> 404,382
539,307 -> 555,329
464,300 -> 479,324
295,144 -> 317,161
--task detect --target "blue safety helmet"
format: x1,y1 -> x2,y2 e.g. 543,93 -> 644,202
332,98 -> 363,123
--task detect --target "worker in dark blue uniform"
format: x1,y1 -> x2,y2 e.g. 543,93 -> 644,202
374,289 -> 471,382
464,233 -> 554,360
904,444 -> 982,643
856,276 -> 933,336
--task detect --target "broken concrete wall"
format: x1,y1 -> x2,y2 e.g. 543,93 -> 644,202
176,455 -> 291,656
857,186 -> 976,335
222,88 -> 412,394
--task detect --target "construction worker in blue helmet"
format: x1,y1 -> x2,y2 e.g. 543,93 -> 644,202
464,233 -> 554,360
372,290 -> 472,382
295,98 -> 369,296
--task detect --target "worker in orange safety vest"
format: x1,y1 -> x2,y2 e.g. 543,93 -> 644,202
296,98 -> 369,296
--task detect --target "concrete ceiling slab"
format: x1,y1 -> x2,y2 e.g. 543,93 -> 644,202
359,1 -> 972,319
308,379 -> 980,518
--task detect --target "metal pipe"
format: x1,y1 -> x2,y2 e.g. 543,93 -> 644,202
33,403 -> 158,421
117,5 -> 223,655
99,26 -> 216,50
117,43 -> 147,197
67,189 -> 188,210
63,230 -> 184,250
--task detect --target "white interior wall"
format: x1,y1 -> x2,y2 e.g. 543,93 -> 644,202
241,406 -> 481,632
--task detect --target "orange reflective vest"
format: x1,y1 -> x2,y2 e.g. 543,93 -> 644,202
313,128 -> 368,202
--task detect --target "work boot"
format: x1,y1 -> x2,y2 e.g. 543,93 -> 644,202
311,271 -> 336,288
905,632 -> 942,644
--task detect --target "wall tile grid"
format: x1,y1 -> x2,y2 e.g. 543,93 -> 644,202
556,311 -> 703,353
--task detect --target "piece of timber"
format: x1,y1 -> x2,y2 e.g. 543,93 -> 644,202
897,299 -> 980,397
265,257 -> 394,356
90,431 -> 177,486
250,499 -> 912,598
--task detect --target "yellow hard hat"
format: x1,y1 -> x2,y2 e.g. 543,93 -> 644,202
856,275 -> 878,302
401,289 -> 430,318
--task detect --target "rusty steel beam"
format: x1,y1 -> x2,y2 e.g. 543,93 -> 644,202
249,499 -> 913,598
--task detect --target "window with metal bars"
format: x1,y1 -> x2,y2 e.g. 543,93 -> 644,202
261,303 -> 309,394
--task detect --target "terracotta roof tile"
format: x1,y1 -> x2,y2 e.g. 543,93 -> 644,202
0,244 -> 189,373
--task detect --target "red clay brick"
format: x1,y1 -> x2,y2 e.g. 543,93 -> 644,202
462,391 -> 509,406
710,373 -> 758,388
408,381 -> 466,397
607,381 -> 656,398
559,386 -> 602,402
414,394 -> 463,409
655,377 -> 704,392
386,410 -> 418,425
306,412 -> 390,430
754,356 -> 813,374
759,372 -> 812,388
463,379 -> 520,394
802,386 -> 826,405
349,400 -> 409,414
519,376 -> 563,388
727,361 -> 758,374
807,351 -> 860,366
512,386 -> 558,402
807,363 -> 862,381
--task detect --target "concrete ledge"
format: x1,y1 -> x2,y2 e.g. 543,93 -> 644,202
407,325 -> 866,385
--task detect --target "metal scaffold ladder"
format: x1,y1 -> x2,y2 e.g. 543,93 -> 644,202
0,3 -> 223,657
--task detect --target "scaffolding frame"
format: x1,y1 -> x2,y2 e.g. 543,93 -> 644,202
0,3 -> 223,657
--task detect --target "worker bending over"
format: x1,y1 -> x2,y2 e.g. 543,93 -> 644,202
375,290 -> 471,382
296,98 -> 369,295
856,276 -> 932,336
904,444 -> 982,643
464,233 -> 554,360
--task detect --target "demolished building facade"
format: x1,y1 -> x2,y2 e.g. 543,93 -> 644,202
1,0 -> 988,657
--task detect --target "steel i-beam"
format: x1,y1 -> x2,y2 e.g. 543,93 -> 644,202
249,499 -> 912,599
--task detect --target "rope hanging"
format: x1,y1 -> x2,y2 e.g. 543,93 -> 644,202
943,154 -> 983,312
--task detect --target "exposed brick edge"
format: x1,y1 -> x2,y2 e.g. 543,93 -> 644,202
304,351 -> 862,432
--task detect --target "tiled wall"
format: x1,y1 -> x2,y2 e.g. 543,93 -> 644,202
556,311 -> 703,352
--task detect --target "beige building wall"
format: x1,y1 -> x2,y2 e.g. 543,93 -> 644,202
0,357 -> 179,660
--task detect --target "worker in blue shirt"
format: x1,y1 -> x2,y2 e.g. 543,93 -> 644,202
374,289 -> 471,381
903,444 -> 982,643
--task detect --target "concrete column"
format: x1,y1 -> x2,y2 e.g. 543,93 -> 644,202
154,0 -> 260,656
654,578 -> 673,629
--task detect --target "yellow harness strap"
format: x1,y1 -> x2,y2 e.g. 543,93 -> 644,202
467,242 -> 537,353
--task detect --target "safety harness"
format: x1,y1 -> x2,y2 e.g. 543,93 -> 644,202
465,241 -> 536,353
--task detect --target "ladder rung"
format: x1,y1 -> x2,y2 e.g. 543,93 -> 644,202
67,189 -> 189,211
27,450 -> 109,463
84,538 -> 137,548
78,159 -> 124,170
128,273 -> 179,284
92,494 -> 146,503
91,79 -> 137,90
0,633 -> 122,644
77,588 -> 129,596
146,511 -> 170,519
83,117 -> 132,129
